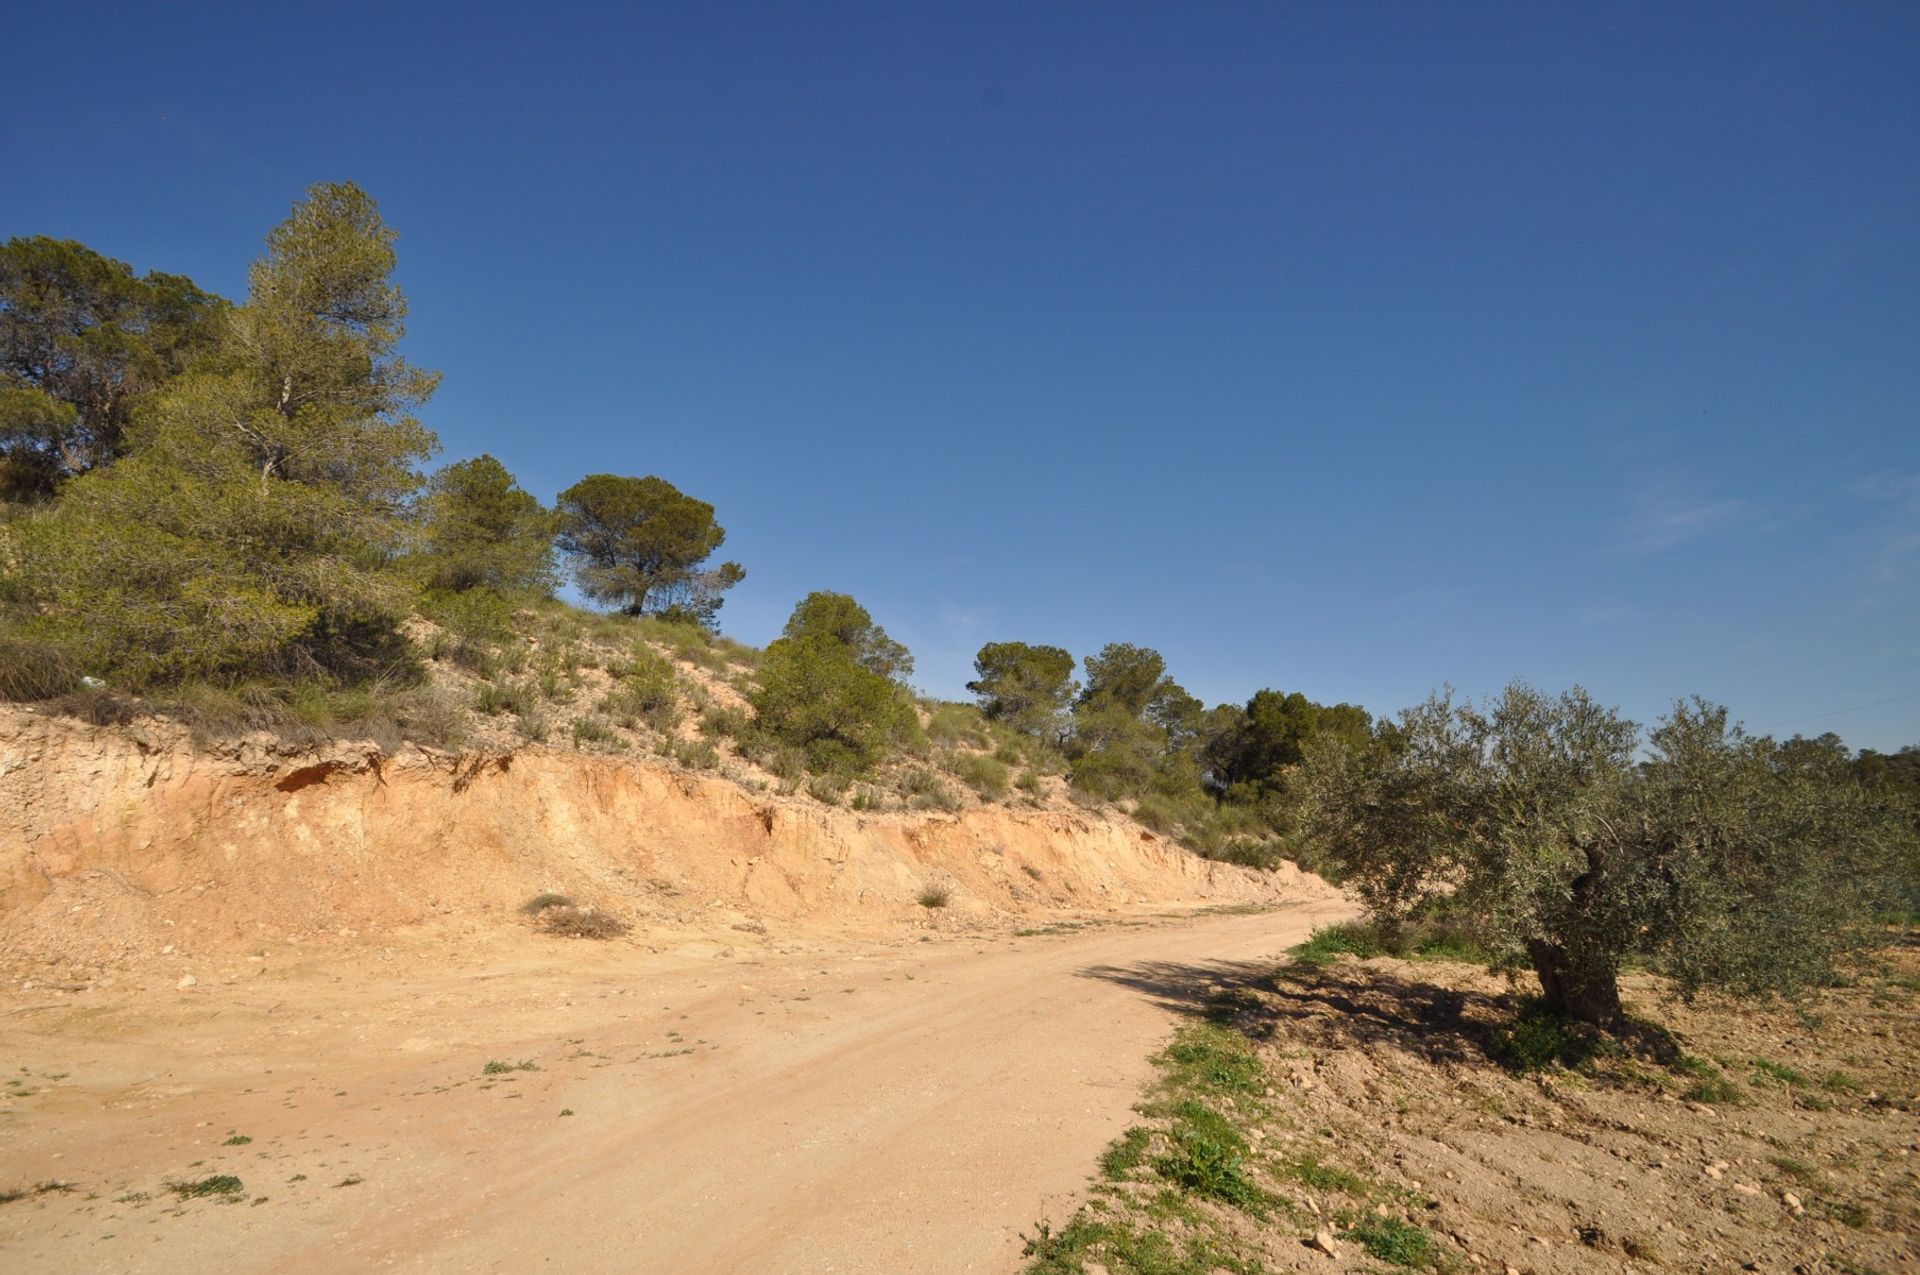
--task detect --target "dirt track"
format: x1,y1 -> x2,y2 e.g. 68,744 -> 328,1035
1,902 -> 1350,1273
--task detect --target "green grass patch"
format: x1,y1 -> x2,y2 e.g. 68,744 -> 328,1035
1022,1215 -> 1260,1275
1678,1056 -> 1743,1104
1280,1151 -> 1371,1195
1100,1126 -> 1152,1180
482,1059 -> 538,1075
1342,1213 -> 1443,1267
1155,1022 -> 1265,1096
1751,1059 -> 1810,1087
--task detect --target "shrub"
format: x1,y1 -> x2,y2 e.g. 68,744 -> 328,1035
0,634 -> 79,701
1015,769 -> 1043,796
570,714 -> 616,745
520,892 -> 575,915
917,884 -> 951,908
698,703 -> 751,740
926,702 -> 988,747
752,634 -> 917,773
950,753 -> 1010,800
899,767 -> 962,812
536,907 -> 630,939
473,681 -> 533,717
670,738 -> 719,770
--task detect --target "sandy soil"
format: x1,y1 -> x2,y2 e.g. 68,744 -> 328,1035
0,902 -> 1352,1273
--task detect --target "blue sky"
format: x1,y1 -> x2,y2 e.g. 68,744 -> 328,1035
5,3 -> 1917,748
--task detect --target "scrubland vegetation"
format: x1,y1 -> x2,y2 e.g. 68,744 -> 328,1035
4,181 -> 1917,1042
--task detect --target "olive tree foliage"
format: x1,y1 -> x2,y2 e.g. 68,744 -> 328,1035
967,641 -> 1077,739
0,236 -> 224,500
752,593 -> 918,773
8,183 -> 441,685
782,591 -> 912,680
416,454 -> 555,596
553,473 -> 743,625
1297,682 -> 1915,1028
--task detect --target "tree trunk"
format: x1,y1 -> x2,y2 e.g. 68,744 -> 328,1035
1526,938 -> 1623,1029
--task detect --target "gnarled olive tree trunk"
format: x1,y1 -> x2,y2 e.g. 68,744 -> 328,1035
1525,938 -> 1623,1028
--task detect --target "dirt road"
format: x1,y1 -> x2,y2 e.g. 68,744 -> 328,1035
2,902 -> 1349,1273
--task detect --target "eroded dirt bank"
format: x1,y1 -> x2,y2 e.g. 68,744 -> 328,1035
0,708 -> 1329,982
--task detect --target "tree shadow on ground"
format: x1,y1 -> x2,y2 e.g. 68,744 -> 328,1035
1077,957 -> 1528,1067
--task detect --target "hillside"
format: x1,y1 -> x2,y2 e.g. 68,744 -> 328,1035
0,690 -> 1333,986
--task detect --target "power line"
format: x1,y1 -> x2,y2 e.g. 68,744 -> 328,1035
1762,688 -> 1920,731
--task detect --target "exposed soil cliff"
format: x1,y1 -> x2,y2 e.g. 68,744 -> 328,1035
0,707 -> 1331,979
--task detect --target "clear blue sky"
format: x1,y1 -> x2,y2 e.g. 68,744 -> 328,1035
5,3 -> 1917,749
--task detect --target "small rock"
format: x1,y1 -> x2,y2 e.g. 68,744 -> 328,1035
1733,1183 -> 1761,1197
177,974 -> 197,989
1703,1163 -> 1724,1180
1782,1191 -> 1802,1210
161,944 -> 175,955
1308,1228 -> 1339,1257
1084,1264 -> 1109,1275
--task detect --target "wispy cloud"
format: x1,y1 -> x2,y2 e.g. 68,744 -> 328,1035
1855,470 -> 1920,585
1620,480 -> 1744,554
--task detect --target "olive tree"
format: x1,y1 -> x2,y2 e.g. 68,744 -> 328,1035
1297,682 -> 1912,1028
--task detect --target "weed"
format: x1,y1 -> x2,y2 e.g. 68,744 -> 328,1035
918,884 -> 952,909
1100,1126 -> 1152,1180
1821,1070 -> 1864,1094
482,1059 -> 538,1076
1153,1102 -> 1264,1211
1156,1022 -> 1264,1095
1281,1152 -> 1370,1194
1489,1001 -> 1601,1072
221,1134 -> 252,1146
166,1175 -> 244,1199
1343,1213 -> 1442,1267
1752,1058 -> 1810,1087
536,906 -> 630,939
0,1181 -> 77,1205
1678,1056 -> 1743,1105
520,892 -> 575,915
559,1108 -> 574,1117
1768,1154 -> 1824,1188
